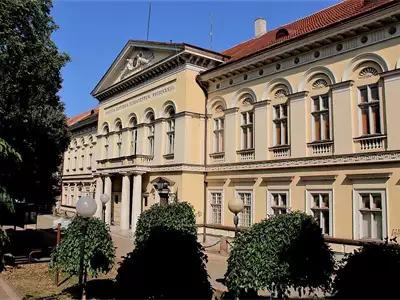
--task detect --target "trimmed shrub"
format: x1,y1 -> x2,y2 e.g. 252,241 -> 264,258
333,239 -> 400,299
115,227 -> 212,299
49,216 -> 115,278
225,211 -> 335,298
134,201 -> 197,247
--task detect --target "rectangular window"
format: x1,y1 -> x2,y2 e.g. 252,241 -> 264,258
131,128 -> 137,155
213,118 -> 224,153
63,187 -> 68,206
148,125 -> 155,156
354,190 -> 386,240
74,153 -> 77,170
81,154 -> 84,169
241,112 -> 254,150
308,191 -> 332,236
88,148 -> 93,169
166,119 -> 175,154
273,104 -> 288,146
210,191 -> 223,224
268,191 -> 289,215
312,94 -> 331,141
358,85 -> 381,136
70,187 -> 75,206
117,133 -> 122,157
104,136 -> 109,159
67,157 -> 71,171
237,191 -> 252,227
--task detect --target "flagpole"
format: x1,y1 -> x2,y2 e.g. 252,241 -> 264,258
210,12 -> 213,50
147,0 -> 152,41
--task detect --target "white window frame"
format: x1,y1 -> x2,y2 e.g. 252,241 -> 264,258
117,132 -> 122,157
166,119 -> 175,154
240,111 -> 254,150
311,94 -> 332,141
272,104 -> 289,146
353,189 -> 387,240
148,124 -> 155,156
213,117 -> 224,153
131,128 -> 137,155
235,190 -> 254,227
74,151 -> 77,170
267,190 -> 290,216
306,190 -> 333,236
104,136 -> 109,159
63,186 -> 69,206
208,190 -> 224,225
70,187 -> 75,206
87,146 -> 93,169
357,84 -> 382,136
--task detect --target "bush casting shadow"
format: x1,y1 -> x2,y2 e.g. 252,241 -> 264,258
63,279 -> 116,300
115,227 -> 212,299
333,239 -> 400,299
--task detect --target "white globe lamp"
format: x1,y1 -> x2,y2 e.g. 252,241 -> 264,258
76,196 -> 97,218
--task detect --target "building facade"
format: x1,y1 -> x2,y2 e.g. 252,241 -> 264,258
62,0 -> 400,246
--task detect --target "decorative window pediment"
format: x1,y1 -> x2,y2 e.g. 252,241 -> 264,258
358,67 -> 379,79
274,89 -> 288,99
312,79 -> 328,89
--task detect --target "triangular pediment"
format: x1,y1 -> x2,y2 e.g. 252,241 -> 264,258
92,40 -> 185,96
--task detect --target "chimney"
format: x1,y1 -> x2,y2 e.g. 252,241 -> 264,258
255,18 -> 267,38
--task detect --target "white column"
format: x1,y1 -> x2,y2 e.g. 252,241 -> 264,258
94,177 -> 104,219
131,173 -> 142,234
121,174 -> 131,231
104,176 -> 112,225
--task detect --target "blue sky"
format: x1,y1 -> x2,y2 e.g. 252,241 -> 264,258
51,0 -> 341,117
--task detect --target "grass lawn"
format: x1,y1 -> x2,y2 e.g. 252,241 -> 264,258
1,261 -> 120,300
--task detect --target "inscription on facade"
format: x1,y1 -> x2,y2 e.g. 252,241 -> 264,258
105,81 -> 176,115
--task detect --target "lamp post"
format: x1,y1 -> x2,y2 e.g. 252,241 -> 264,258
100,193 -> 110,223
76,196 -> 97,299
228,196 -> 244,237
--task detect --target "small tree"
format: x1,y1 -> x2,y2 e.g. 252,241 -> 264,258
225,211 -> 335,298
49,216 -> 115,278
134,201 -> 197,247
333,238 -> 400,299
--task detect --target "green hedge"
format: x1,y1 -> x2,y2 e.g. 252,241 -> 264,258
225,211 -> 335,298
333,239 -> 400,299
49,216 -> 115,278
134,201 -> 197,248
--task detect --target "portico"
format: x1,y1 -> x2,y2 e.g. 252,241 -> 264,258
94,171 -> 144,234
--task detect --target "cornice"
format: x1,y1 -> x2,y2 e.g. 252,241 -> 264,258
206,151 -> 400,172
95,50 -> 224,102
330,80 -> 354,92
300,175 -> 337,182
346,172 -> 392,181
200,8 -> 400,91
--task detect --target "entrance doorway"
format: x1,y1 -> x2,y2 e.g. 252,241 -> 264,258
111,192 -> 121,226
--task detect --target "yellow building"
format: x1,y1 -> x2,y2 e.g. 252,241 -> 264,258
62,0 -> 400,246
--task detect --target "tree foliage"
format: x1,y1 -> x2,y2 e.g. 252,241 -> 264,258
225,211 -> 335,298
134,201 -> 197,247
116,227 -> 212,299
49,216 -> 115,278
0,0 -> 70,207
333,238 -> 400,299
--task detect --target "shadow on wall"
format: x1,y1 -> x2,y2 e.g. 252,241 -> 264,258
115,226 -> 213,299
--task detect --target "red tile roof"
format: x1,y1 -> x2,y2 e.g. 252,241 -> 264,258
222,0 -> 395,62
67,107 -> 99,127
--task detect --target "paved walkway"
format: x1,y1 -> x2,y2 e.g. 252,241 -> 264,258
0,275 -> 20,300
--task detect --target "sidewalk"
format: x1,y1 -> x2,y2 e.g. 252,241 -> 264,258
0,275 -> 20,300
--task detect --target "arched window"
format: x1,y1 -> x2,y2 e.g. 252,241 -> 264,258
145,111 -> 155,156
129,116 -> 138,155
356,64 -> 382,136
270,85 -> 290,147
80,138 -> 85,170
103,124 -> 110,159
115,121 -> 123,157
165,106 -> 175,155
73,139 -> 78,170
308,74 -> 333,142
212,103 -> 225,154
238,94 -> 255,151
87,135 -> 93,170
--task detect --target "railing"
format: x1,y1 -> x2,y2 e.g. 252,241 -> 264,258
308,141 -> 333,155
97,154 -> 154,168
354,135 -> 386,152
269,145 -> 290,158
236,149 -> 254,161
209,152 -> 225,163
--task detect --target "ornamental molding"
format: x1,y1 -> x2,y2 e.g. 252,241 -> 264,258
201,8 -> 400,92
206,151 -> 400,172
312,79 -> 329,89
358,67 -> 379,79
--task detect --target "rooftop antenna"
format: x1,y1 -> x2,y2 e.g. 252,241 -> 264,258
210,12 -> 213,50
146,0 -> 152,41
